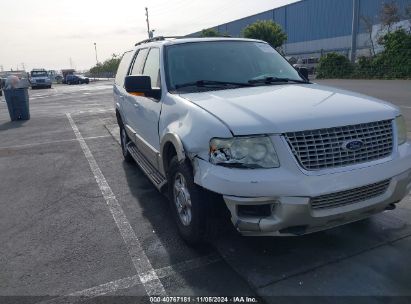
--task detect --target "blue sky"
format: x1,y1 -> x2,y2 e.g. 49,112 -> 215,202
1,0 -> 298,71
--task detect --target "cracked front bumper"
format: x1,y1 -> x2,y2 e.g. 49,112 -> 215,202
223,168 -> 411,236
193,141 -> 411,236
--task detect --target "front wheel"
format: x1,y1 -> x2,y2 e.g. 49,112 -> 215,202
120,126 -> 134,163
168,156 -> 207,245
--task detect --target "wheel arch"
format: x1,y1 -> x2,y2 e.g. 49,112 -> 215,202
115,103 -> 125,127
160,133 -> 186,175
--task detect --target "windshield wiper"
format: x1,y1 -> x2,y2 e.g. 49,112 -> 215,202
174,80 -> 252,89
248,76 -> 309,85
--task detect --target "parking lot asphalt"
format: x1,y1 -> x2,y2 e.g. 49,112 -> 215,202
0,80 -> 410,303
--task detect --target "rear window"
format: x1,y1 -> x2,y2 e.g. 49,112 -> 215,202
115,50 -> 134,86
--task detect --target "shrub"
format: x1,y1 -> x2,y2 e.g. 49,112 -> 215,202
373,29 -> 411,78
316,53 -> 354,79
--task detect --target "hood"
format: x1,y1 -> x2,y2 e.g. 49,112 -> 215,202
180,84 -> 399,135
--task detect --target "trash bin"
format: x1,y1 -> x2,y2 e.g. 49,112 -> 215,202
4,88 -> 30,121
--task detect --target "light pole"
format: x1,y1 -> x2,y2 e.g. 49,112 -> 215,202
350,0 -> 359,63
145,7 -> 151,39
94,42 -> 99,65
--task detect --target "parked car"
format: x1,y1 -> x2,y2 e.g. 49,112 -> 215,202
114,37 -> 411,244
66,75 -> 89,85
54,75 -> 64,84
30,69 -> 52,89
293,57 -> 319,75
0,77 -> 4,96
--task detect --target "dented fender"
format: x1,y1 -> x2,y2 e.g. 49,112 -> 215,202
158,93 -> 233,174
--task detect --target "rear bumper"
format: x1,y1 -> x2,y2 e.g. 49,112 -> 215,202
223,168 -> 411,236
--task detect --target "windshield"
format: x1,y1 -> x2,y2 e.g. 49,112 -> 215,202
165,41 -> 304,91
31,71 -> 48,77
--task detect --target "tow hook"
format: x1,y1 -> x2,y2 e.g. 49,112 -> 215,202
385,203 -> 397,210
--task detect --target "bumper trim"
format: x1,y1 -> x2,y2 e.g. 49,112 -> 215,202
223,168 -> 411,236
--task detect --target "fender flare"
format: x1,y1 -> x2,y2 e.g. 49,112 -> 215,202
115,102 -> 125,125
160,133 -> 186,174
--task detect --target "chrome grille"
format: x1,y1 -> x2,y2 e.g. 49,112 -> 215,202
284,120 -> 393,170
311,179 -> 391,210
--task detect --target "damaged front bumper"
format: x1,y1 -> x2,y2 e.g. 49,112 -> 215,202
224,168 -> 411,236
193,142 -> 411,236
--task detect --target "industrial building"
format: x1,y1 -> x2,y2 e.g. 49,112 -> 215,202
189,0 -> 410,60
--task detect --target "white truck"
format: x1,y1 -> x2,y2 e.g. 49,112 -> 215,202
30,69 -> 52,89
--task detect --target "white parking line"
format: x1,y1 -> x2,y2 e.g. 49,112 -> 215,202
39,254 -> 221,303
66,113 -> 166,297
0,135 -> 111,150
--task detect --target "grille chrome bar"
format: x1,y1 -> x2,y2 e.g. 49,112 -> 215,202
311,179 -> 391,210
285,120 -> 393,170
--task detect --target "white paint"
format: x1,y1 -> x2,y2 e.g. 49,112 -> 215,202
40,253 -> 221,303
66,113 -> 166,297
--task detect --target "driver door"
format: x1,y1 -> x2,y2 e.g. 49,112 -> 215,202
128,47 -> 163,168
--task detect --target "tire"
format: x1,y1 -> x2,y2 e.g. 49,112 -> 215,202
168,156 -> 207,245
120,126 -> 134,163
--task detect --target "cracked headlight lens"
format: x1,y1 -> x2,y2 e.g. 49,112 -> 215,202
209,136 -> 280,169
395,115 -> 407,145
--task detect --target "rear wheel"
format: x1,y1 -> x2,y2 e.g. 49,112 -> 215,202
168,156 -> 207,245
120,126 -> 133,163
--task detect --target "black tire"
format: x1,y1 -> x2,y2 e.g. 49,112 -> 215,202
120,126 -> 134,163
168,156 -> 207,245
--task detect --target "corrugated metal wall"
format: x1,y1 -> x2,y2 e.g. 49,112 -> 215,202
190,0 -> 410,54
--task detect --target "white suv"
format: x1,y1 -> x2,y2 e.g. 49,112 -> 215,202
114,37 -> 411,243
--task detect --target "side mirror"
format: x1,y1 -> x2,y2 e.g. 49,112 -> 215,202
124,75 -> 161,99
296,67 -> 309,81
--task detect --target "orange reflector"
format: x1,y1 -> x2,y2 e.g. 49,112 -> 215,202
130,92 -> 145,96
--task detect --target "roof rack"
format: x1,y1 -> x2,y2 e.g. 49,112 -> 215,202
135,36 -> 184,46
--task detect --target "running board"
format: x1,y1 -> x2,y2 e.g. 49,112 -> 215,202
127,142 -> 167,190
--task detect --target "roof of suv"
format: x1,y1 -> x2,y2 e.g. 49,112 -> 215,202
134,37 -> 264,48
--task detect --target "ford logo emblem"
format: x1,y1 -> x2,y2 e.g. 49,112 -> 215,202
343,140 -> 364,151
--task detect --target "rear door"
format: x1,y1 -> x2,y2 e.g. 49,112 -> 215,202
113,50 -> 135,125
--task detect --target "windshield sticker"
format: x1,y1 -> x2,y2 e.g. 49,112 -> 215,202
255,43 -> 275,53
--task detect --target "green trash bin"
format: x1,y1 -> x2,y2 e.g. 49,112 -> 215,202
4,88 -> 30,121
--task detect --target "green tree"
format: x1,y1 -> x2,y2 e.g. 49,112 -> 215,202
200,28 -> 221,37
89,54 -> 121,77
242,20 -> 287,49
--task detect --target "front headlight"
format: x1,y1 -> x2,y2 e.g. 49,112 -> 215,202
395,115 -> 407,145
209,136 -> 280,168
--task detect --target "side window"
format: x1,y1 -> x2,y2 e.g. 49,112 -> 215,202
142,48 -> 160,88
115,50 -> 134,87
130,48 -> 149,75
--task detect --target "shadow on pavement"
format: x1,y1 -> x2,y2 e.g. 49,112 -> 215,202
121,160 -> 258,296
0,120 -> 28,130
